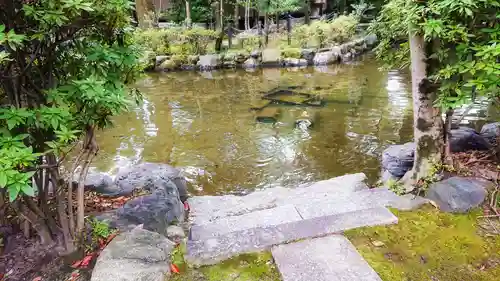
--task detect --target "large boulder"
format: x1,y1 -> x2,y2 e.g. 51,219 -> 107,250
426,177 -> 490,213
117,178 -> 184,235
365,34 -> 378,47
155,55 -> 170,66
450,127 -> 491,152
261,49 -> 282,66
114,162 -> 188,201
381,142 -> 416,178
480,122 -> 500,146
197,54 -> 221,71
313,49 -> 341,65
91,226 -> 175,281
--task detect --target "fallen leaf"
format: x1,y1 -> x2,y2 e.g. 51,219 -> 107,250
80,255 -> 94,267
106,232 -> 118,244
170,264 -> 180,274
183,202 -> 190,211
32,276 -> 42,281
71,260 -> 82,268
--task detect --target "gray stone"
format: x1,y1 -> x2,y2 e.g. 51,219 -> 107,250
186,207 -> 397,266
381,142 -> 416,178
480,122 -> 500,145
114,163 -> 187,200
313,50 -> 340,65
450,127 -> 491,152
158,59 -> 178,71
342,52 -> 353,62
197,54 -> 221,71
300,49 -> 316,64
261,49 -> 282,66
190,204 -> 303,241
91,226 -> 175,281
73,169 -> 113,195
426,177 -> 490,213
250,49 -> 261,59
188,173 -> 369,225
365,34 -> 378,46
272,235 -> 382,281
242,57 -> 259,68
117,178 -> 184,235
284,58 -> 308,67
155,55 -> 170,66
166,225 -> 186,243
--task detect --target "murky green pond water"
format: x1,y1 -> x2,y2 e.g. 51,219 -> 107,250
94,57 -> 416,195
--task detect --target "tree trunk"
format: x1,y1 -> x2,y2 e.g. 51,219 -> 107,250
264,13 -> 269,46
135,0 -> 155,28
405,32 -> 444,192
276,13 -> 279,31
234,2 -> 239,28
215,0 -> 224,52
245,1 -> 250,30
304,0 -> 311,25
185,0 -> 192,28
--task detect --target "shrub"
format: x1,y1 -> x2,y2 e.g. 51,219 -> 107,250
281,47 -> 302,59
328,15 -> 358,44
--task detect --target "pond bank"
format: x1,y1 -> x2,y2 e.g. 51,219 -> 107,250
153,35 -> 377,72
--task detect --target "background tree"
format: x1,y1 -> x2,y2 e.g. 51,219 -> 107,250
0,0 -> 141,253
370,0 -> 499,190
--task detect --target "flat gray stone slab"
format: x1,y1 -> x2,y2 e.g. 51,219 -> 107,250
185,207 -> 397,266
272,235 -> 382,281
188,173 -> 369,225
189,204 -> 302,241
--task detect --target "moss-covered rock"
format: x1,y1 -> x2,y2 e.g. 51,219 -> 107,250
281,47 -> 302,59
158,59 -> 179,71
345,205 -> 500,281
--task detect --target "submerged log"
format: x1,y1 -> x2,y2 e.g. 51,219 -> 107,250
256,106 -> 281,123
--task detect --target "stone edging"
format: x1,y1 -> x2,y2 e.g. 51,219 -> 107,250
154,34 -> 378,72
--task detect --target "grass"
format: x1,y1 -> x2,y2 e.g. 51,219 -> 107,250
344,205 -> 500,281
169,243 -> 281,281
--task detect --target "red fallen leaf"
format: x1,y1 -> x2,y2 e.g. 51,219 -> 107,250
106,232 -> 118,244
111,196 -> 125,202
170,264 -> 180,274
32,277 -> 42,281
184,201 -> 190,211
80,254 -> 94,268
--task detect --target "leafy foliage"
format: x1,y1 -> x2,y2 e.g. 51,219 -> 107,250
0,0 -> 141,248
293,16 -> 359,48
370,0 -> 500,109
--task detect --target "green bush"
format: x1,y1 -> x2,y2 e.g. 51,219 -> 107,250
291,16 -> 359,48
281,47 -> 302,59
133,27 -> 217,57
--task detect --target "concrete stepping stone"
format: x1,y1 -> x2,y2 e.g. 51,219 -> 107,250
185,207 -> 397,266
189,204 -> 303,241
272,235 -> 382,281
188,173 -> 369,225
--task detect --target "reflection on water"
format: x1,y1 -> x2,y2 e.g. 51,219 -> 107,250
93,57 -> 416,195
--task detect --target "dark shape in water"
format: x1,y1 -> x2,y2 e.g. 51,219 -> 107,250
263,89 -> 324,107
256,106 -> 281,123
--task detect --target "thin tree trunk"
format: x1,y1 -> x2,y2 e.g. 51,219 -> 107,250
276,13 -> 279,31
305,0 -> 311,25
264,13 -> 269,46
234,2 -> 239,28
245,1 -> 250,30
215,0 -> 224,52
444,108 -> 454,164
404,32 -> 444,192
185,0 -> 192,27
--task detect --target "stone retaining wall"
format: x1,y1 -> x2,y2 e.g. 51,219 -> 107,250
154,34 -> 377,72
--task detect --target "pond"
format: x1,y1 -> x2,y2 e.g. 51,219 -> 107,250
90,56 -> 420,196
51,56 -> 497,281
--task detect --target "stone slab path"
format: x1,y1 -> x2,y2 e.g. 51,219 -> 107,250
186,173 -> 428,279
272,235 -> 382,281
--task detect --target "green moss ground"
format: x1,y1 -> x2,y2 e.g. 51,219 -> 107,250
344,205 -> 500,281
169,243 -> 281,281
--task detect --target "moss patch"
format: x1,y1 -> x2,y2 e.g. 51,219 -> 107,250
169,243 -> 281,281
344,205 -> 500,281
